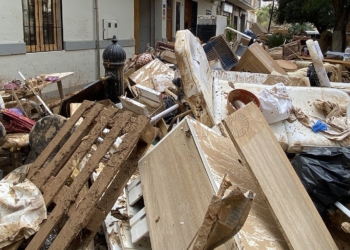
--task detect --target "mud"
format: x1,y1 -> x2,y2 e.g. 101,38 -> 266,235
47,114 -> 148,250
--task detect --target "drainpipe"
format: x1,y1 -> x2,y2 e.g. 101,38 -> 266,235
95,0 -> 101,79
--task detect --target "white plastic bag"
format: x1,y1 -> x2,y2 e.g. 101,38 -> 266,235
257,83 -> 292,124
0,165 -> 47,248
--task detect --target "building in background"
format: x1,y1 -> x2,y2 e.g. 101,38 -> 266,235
0,0 -> 260,98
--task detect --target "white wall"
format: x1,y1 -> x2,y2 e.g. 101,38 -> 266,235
1,0 -> 23,42
197,0 -> 213,15
0,0 -> 135,98
155,0 -> 166,42
62,0 -> 95,40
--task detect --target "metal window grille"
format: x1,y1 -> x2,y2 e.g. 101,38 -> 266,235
22,0 -> 63,53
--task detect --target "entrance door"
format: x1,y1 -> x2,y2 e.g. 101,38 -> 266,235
184,0 -> 192,30
139,0 -> 152,53
166,0 -> 173,42
191,1 -> 198,34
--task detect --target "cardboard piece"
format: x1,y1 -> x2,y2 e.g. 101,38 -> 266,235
129,58 -> 175,90
233,43 -> 287,75
250,22 -> 267,35
160,50 -> 177,64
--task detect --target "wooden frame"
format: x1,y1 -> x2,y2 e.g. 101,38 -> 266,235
23,0 -> 62,52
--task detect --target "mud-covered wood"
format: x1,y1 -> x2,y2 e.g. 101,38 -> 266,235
27,100 -> 95,180
25,102 -> 150,250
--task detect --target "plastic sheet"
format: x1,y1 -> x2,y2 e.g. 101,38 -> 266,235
0,165 -> 47,248
291,147 -> 350,214
257,83 -> 293,124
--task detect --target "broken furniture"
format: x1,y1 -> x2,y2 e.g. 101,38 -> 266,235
20,100 -> 153,250
175,29 -> 350,153
7,72 -> 74,101
138,117 -> 289,249
120,84 -> 165,117
232,43 -> 287,75
128,58 -> 175,90
214,82 -> 350,152
222,103 -> 338,249
203,35 -> 238,71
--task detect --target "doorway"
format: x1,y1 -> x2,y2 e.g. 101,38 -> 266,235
138,0 -> 152,53
166,0 -> 173,42
191,1 -> 198,34
184,0 -> 192,30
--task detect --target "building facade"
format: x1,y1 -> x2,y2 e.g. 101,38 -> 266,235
0,0 -> 260,98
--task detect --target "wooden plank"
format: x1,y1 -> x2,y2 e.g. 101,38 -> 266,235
130,207 -> 149,243
300,56 -> 350,67
49,115 -> 149,250
27,100 -> 94,179
41,107 -> 120,206
78,141 -> 150,248
222,103 -> 338,250
30,102 -> 105,189
127,176 -> 143,206
136,84 -> 163,104
187,117 -> 288,249
26,111 -> 135,250
120,96 -> 149,116
118,222 -> 152,250
138,119 -> 233,250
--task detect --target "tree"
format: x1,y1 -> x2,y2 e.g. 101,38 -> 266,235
276,0 -> 334,34
257,5 -> 272,30
275,0 -> 350,51
330,0 -> 350,51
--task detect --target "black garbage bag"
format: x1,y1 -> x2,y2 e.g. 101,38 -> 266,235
162,96 -> 177,124
291,147 -> 350,215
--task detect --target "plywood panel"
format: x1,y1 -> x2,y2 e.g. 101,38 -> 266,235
188,118 -> 288,249
222,103 -> 338,250
139,119 -> 234,250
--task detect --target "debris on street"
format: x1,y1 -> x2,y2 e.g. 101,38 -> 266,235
0,12 -> 350,250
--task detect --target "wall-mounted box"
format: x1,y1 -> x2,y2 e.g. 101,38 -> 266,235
103,19 -> 118,40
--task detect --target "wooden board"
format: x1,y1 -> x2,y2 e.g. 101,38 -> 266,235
222,103 -> 338,250
139,119 -> 234,250
300,56 -> 350,67
187,118 -> 288,249
25,101 -> 151,250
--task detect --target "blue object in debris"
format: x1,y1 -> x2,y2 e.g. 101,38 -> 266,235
312,120 -> 328,133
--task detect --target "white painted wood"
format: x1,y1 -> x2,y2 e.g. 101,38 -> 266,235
129,208 -> 149,244
306,39 -> 331,87
126,177 -> 143,206
129,207 -> 146,227
127,176 -> 141,191
135,84 -> 162,103
118,221 -> 151,250
120,96 -> 149,116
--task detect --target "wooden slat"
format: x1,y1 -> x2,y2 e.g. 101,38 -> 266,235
299,56 -> 350,67
222,103 -> 337,250
31,102 -> 104,189
26,110 -> 134,250
41,107 -> 120,206
49,115 -> 149,250
27,100 -> 94,180
75,141 -> 150,248
138,119 -> 232,250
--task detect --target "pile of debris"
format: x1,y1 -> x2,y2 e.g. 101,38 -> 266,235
0,27 -> 349,250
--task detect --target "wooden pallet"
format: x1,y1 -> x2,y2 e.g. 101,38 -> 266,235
25,100 -> 152,250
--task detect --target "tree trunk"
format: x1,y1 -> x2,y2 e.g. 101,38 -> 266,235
331,0 -> 350,51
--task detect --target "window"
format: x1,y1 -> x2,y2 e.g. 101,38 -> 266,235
22,0 -> 62,52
